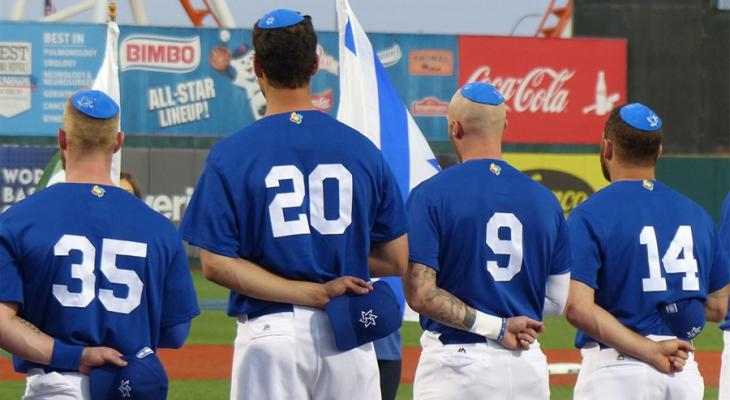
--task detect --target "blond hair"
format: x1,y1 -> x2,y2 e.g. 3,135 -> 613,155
62,99 -> 119,153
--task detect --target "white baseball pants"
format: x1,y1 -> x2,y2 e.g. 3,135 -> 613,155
574,341 -> 703,400
229,305 -> 381,400
413,330 -> 550,400
22,369 -> 90,400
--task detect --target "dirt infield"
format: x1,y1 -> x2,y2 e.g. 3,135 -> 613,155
0,346 -> 723,386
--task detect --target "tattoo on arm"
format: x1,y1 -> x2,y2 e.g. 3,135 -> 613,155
409,262 -> 475,331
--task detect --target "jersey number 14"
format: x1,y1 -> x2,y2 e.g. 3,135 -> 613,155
640,226 -> 699,292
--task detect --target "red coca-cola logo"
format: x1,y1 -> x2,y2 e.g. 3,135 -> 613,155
458,36 -> 627,144
467,66 -> 573,114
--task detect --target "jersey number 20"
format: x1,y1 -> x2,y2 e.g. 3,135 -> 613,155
266,164 -> 352,238
53,234 -> 145,314
640,226 -> 699,292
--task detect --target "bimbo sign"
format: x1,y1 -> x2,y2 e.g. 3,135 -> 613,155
459,36 -> 627,144
121,34 -> 201,73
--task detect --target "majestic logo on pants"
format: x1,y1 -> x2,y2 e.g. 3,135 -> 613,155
359,309 -> 378,328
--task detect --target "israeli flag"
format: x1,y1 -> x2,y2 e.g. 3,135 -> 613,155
336,0 -> 440,323
336,0 -> 440,202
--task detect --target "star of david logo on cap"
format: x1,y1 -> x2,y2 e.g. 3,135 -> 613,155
359,309 -> 378,328
76,96 -> 94,110
118,379 -> 132,398
647,113 -> 660,127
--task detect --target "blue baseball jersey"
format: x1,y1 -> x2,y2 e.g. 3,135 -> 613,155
406,159 -> 571,343
569,180 -> 729,347
0,183 -> 200,373
180,110 -> 408,317
718,193 -> 730,330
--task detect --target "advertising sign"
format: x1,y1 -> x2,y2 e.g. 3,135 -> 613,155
0,22 -> 106,135
505,152 -> 608,216
460,36 -> 627,144
0,146 -> 56,212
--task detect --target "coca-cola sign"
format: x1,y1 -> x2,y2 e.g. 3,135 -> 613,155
459,36 -> 626,144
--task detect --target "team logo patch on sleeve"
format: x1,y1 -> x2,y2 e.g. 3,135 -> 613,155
289,112 -> 303,124
642,179 -> 654,191
91,185 -> 106,198
489,163 -> 501,176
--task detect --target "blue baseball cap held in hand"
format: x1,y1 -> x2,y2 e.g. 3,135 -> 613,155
326,280 -> 402,351
659,298 -> 706,340
89,347 -> 168,400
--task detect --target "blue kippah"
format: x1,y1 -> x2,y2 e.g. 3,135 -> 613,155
619,103 -> 662,131
459,82 -> 504,106
257,9 -> 304,29
71,90 -> 119,119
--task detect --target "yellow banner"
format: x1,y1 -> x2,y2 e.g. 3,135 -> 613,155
504,153 -> 609,216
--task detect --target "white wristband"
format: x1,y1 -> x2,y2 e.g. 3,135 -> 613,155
468,310 -> 506,341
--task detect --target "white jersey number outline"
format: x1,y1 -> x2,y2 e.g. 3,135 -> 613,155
640,225 -> 699,292
486,212 -> 524,281
52,234 -> 146,314
266,164 -> 353,238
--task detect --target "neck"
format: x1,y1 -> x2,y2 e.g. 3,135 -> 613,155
64,152 -> 114,185
263,85 -> 315,116
610,164 -> 656,182
458,140 -> 503,163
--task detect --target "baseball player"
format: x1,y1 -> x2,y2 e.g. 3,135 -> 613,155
565,103 -> 729,400
0,90 -> 200,399
718,192 -> 730,400
179,9 -> 408,400
404,82 -> 571,400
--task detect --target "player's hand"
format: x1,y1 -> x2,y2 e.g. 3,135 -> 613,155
79,347 -> 127,375
316,277 -> 373,308
500,316 -> 544,350
650,339 -> 694,373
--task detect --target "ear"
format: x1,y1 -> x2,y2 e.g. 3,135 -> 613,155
451,121 -> 464,141
602,138 -> 614,161
58,129 -> 67,150
112,131 -> 125,154
253,54 -> 264,78
657,143 -> 663,159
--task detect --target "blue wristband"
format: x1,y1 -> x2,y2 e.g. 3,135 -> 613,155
49,339 -> 84,371
496,318 -> 507,342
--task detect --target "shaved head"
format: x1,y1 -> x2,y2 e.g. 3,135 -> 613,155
448,91 -> 506,139
447,90 -> 507,162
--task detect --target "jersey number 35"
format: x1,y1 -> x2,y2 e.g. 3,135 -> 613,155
53,234 -> 145,314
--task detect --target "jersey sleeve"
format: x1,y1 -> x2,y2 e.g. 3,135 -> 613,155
179,161 -> 241,258
161,240 -> 200,328
406,186 -> 440,272
0,223 -> 23,305
567,209 -> 601,289
370,156 -> 408,242
709,223 -> 730,293
550,213 -> 572,275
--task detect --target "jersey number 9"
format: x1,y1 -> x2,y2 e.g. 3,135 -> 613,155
52,234 -> 145,314
266,164 -> 353,238
486,212 -> 524,282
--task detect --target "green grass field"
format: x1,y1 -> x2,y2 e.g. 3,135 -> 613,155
0,270 -> 723,399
